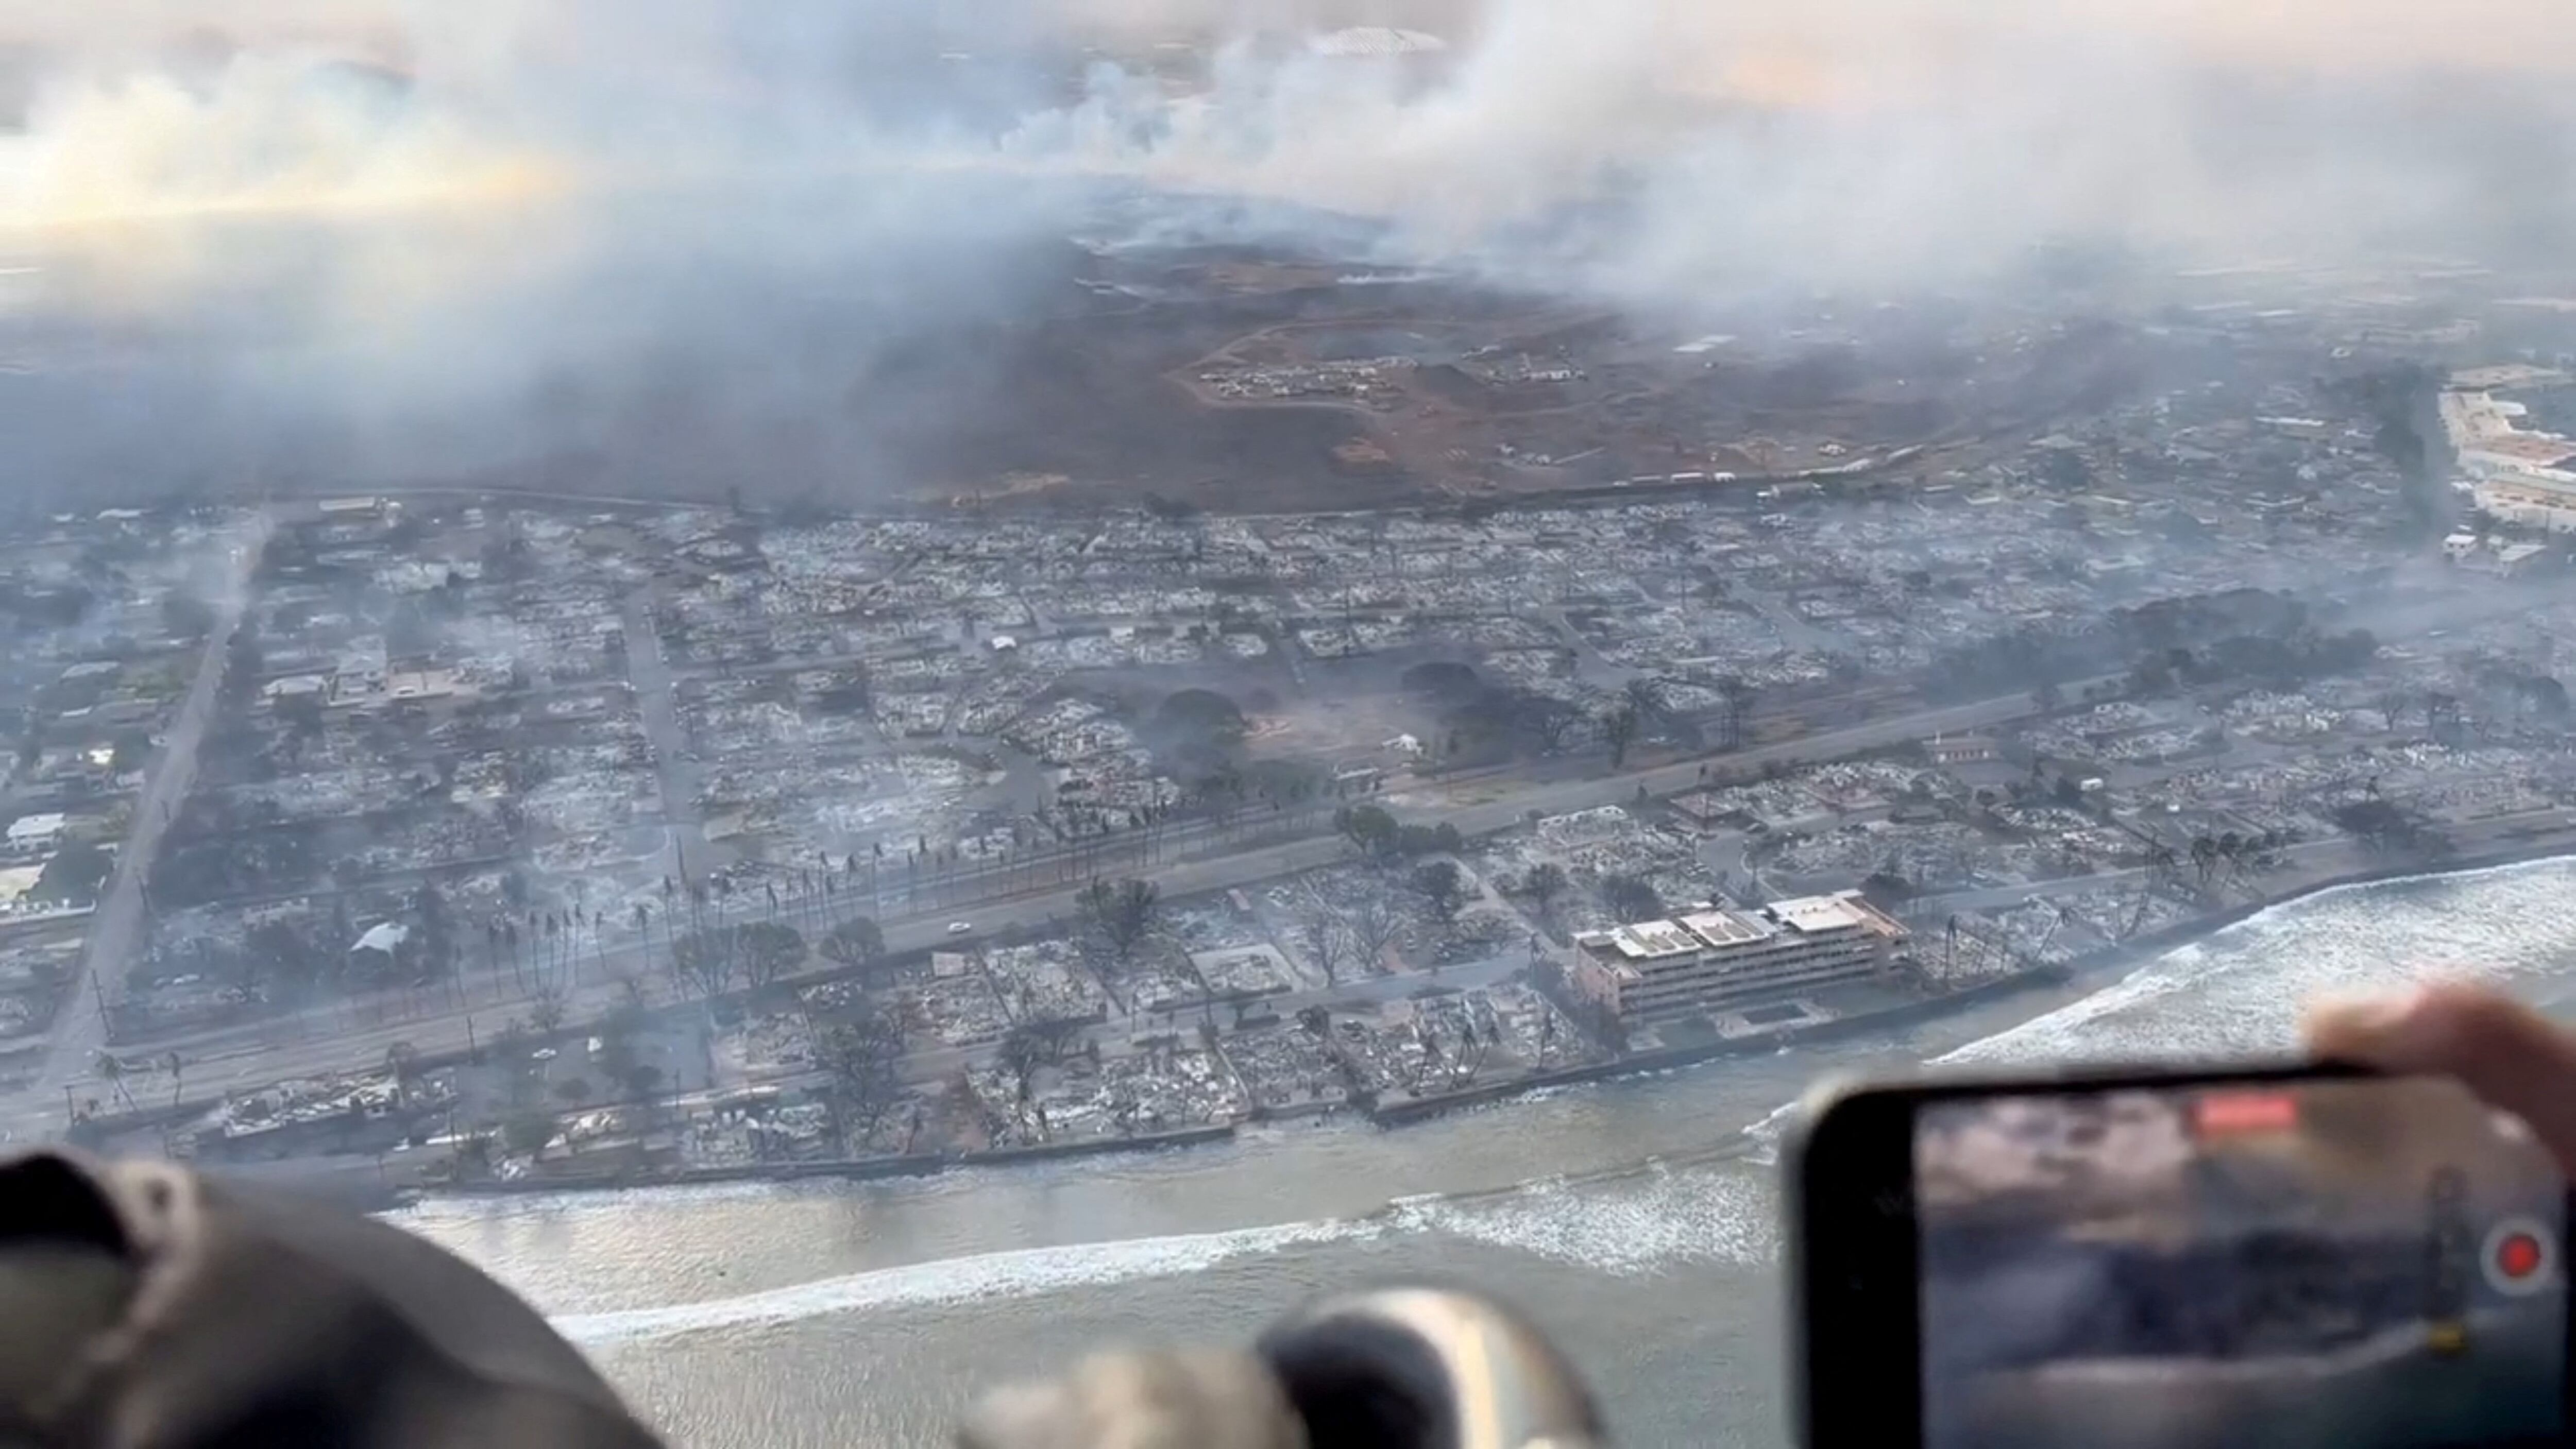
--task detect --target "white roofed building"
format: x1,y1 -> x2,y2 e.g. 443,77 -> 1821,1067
6,813 -> 66,848
1570,891 -> 1906,1026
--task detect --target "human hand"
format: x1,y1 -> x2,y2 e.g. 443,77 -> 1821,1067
2306,980 -> 2576,1176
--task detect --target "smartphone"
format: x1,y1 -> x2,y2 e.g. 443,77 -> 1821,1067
1787,1062 -> 2571,1449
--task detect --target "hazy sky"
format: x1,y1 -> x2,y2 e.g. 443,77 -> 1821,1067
4,0 -> 2572,498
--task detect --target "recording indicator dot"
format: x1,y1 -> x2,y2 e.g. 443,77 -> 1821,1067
2484,1218 -> 2557,1297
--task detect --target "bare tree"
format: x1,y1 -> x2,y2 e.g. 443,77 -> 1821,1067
669,928 -> 734,1015
1296,910 -> 1349,986
815,1003 -> 906,1148
1346,894 -> 1401,976
1601,701 -> 1641,769
1716,676 -> 1756,752
733,922 -> 805,997
996,1025 -> 1048,1136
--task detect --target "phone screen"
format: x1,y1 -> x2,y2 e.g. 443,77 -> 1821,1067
1913,1077 -> 2567,1449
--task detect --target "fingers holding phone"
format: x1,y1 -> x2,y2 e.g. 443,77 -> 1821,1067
2307,982 -> 2576,1179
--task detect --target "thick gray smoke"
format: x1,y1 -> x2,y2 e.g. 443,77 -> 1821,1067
4,0 -> 2573,502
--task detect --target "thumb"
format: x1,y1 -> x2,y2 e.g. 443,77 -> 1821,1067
2306,981 -> 2576,1177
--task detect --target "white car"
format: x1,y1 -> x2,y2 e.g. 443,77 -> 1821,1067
945,921 -> 974,936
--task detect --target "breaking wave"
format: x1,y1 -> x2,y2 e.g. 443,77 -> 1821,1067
556,1216 -> 1378,1346
553,1141 -> 1768,1346
1937,855 -> 2576,1068
1396,1156 -> 1775,1274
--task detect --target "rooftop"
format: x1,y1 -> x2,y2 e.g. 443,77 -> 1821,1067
1766,894 -> 1868,933
1678,908 -> 1772,948
1606,919 -> 1700,959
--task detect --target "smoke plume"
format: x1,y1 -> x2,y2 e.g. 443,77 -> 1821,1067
4,0 -> 2573,502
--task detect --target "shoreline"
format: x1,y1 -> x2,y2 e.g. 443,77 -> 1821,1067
346,826 -> 2576,1208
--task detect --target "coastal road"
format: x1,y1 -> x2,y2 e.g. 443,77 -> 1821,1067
31,514 -> 270,1113
2,678 -> 2107,1136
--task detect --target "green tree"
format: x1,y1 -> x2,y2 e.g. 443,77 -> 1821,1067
821,916 -> 886,966
1523,862 -> 1569,918
1077,878 -> 1160,964
1598,874 -> 1665,922
1333,804 -> 1400,862
1153,689 -> 1248,748
1400,661 -> 1482,705
1393,823 -> 1462,858
502,1112 -> 556,1159
1410,860 -> 1465,925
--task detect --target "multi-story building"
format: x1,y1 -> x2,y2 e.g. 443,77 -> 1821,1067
1569,891 -> 1907,1026
2471,475 -> 2576,535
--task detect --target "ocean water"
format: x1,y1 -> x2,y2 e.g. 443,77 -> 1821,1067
395,857 -> 2576,1448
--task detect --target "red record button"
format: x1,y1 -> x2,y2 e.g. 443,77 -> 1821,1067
2498,1232 -> 2544,1281
2484,1218 -> 2557,1296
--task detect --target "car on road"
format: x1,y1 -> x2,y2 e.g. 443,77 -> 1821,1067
946,921 -> 974,935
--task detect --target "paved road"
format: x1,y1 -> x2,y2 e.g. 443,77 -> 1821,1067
623,591 -> 711,890
2,679 -> 2102,1137
1409,678 -> 2121,837
32,516 -> 268,1113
